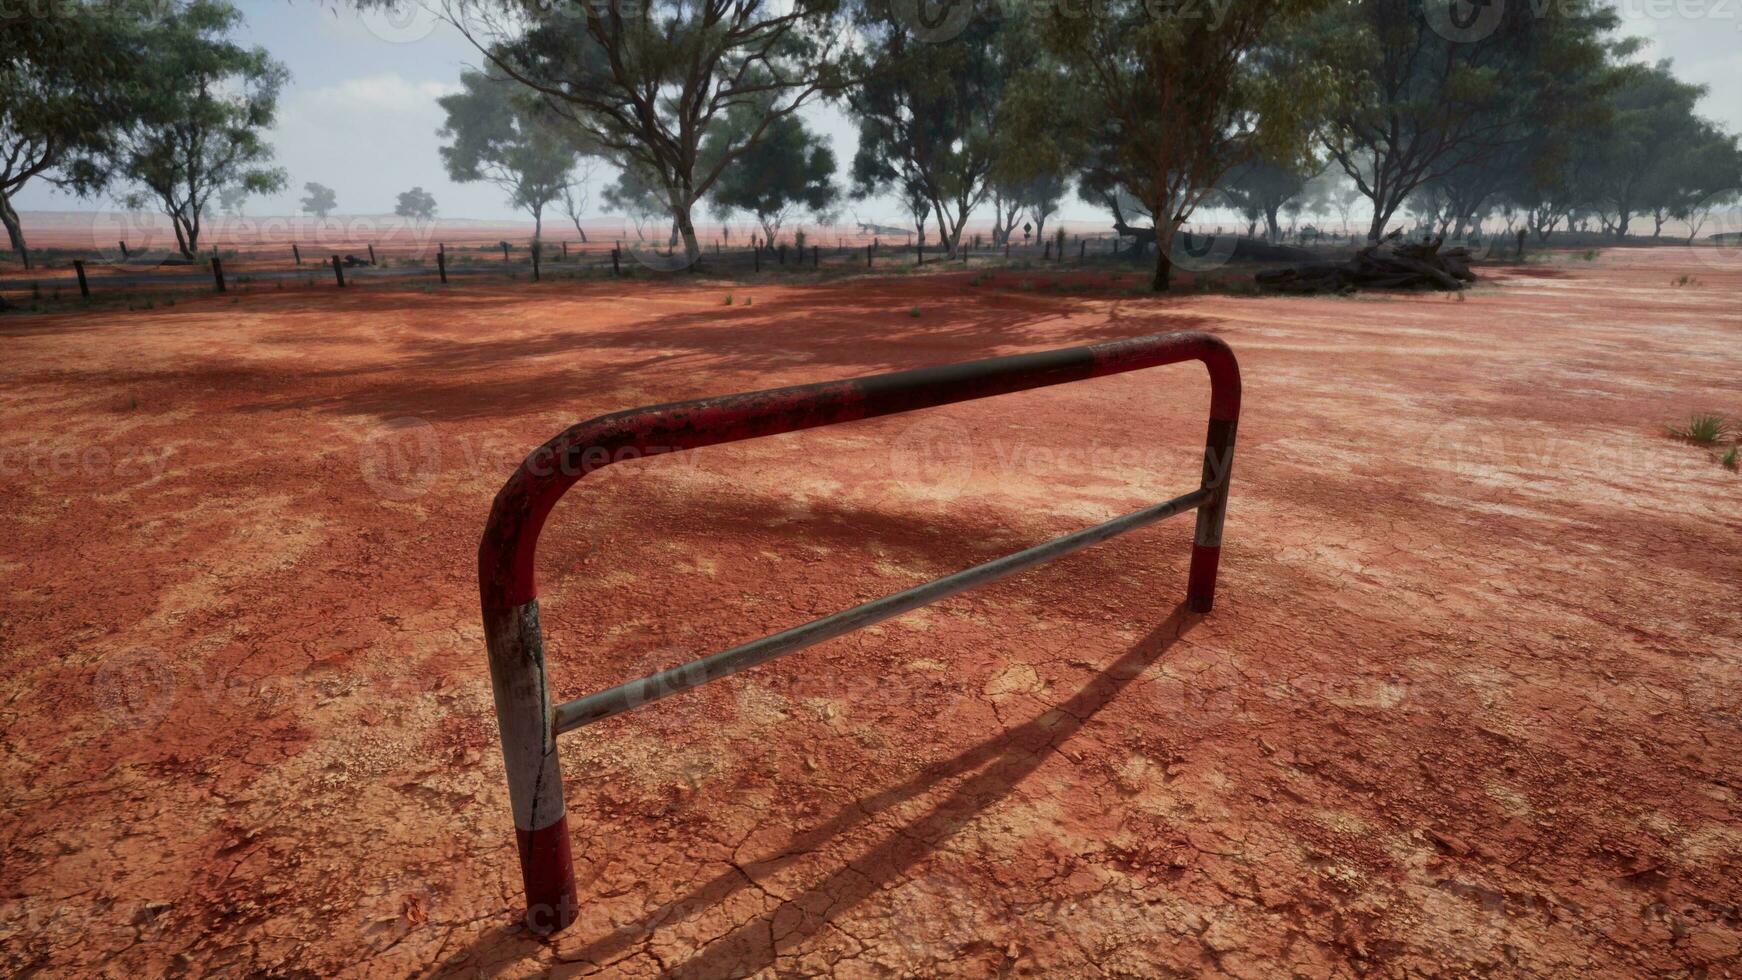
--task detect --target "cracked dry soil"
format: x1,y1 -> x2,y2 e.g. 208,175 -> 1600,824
2,246 -> 1739,977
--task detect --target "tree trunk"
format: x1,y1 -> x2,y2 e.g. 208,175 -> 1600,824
1151,245 -> 1173,292
674,205 -> 701,269
0,193 -> 29,270
1366,209 -> 1390,243
170,212 -> 194,259
1264,207 -> 1280,243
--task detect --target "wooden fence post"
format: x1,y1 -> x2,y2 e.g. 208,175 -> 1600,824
72,260 -> 90,298
211,256 -> 226,292
368,244 -> 376,265
611,247 -> 621,276
292,243 -> 301,265
332,255 -> 346,287
437,249 -> 448,283
118,241 -> 129,258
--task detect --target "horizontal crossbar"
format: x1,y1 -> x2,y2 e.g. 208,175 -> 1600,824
551,485 -> 1213,734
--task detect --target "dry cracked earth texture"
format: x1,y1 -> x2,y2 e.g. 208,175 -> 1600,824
1,246 -> 1739,977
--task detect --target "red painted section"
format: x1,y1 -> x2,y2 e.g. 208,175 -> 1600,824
479,331 -> 1241,612
516,817 -> 579,934
1186,544 -> 1222,613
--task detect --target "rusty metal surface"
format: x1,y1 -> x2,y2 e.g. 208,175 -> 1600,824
551,486 -> 1214,734
478,330 -> 1241,612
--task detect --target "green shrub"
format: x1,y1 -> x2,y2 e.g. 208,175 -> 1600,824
1667,413 -> 1730,445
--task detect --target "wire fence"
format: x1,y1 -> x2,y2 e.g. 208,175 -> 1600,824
1,230 -> 1163,304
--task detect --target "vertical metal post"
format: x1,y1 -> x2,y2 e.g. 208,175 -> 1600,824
484,601 -> 579,934
1186,417 -> 1237,613
867,243 -> 873,268
211,256 -> 226,292
331,255 -> 345,287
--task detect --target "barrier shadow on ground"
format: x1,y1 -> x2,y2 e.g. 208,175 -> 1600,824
437,605 -> 1197,976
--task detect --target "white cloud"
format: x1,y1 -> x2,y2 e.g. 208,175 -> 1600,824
252,71 -> 511,218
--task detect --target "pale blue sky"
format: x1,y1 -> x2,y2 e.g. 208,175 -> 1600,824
15,0 -> 1740,228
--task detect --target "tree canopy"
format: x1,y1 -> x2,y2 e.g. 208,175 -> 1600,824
438,69 -> 583,246
394,186 -> 438,221
111,0 -> 287,258
704,107 -> 838,246
301,182 -> 337,219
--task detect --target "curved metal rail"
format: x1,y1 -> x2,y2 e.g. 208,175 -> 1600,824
478,330 -> 1241,933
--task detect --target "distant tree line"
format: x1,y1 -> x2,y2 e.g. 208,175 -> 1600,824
413,0 -> 1738,291
10,0 -> 1739,289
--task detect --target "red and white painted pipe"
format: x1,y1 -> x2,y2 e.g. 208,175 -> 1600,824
477,330 -> 1240,934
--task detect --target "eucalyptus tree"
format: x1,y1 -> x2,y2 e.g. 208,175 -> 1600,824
301,182 -> 337,219
1589,62 -> 1711,238
1665,131 -> 1742,242
1217,161 -> 1312,241
111,0 -> 286,258
438,70 -> 582,250
1302,0 -> 1617,242
703,107 -> 838,246
2,2 -> 180,266
433,0 -> 850,264
846,1 -> 1017,258
990,47 -> 1082,247
1042,0 -> 1332,290
394,186 -> 438,220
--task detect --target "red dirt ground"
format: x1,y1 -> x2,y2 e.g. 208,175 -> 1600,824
2,247 -> 1739,977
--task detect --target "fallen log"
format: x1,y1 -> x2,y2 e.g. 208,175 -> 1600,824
1254,234 -> 1478,294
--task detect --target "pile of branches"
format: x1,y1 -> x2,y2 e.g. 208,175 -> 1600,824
1254,234 -> 1477,294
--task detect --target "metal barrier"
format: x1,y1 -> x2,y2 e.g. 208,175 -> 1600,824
478,330 -> 1241,933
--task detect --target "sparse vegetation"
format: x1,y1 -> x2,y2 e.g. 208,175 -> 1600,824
1667,413 -> 1731,445
1723,447 -> 1739,472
